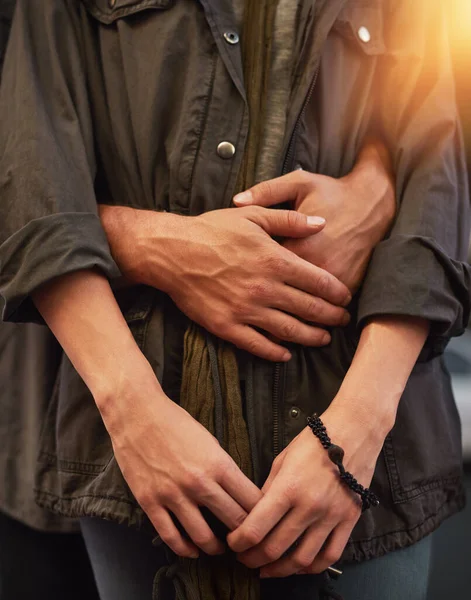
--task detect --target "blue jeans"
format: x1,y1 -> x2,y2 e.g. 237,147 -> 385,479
80,517 -> 432,600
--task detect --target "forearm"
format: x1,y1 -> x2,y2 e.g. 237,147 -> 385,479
98,204 -> 179,291
330,316 -> 430,441
32,270 -> 163,416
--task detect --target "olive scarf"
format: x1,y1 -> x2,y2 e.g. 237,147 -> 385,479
153,0 -> 280,598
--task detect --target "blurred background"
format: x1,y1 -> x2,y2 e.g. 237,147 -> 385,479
429,1 -> 471,598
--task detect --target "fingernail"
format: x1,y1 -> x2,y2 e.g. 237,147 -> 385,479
307,216 -> 325,227
342,312 -> 351,326
260,571 -> 270,579
190,552 -> 199,559
282,351 -> 292,362
322,333 -> 331,345
234,191 -> 253,205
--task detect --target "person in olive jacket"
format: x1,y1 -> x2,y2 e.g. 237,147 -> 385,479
0,2 -> 394,600
0,1 -> 469,600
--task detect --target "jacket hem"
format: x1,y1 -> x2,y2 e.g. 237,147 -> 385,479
343,482 -> 466,563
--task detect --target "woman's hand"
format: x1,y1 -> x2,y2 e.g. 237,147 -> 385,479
99,205 -> 351,362
227,315 -> 429,577
233,141 -> 396,293
33,270 -> 263,560
98,361 -> 263,559
226,402 -> 381,578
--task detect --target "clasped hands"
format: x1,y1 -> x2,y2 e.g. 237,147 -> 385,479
99,140 -> 395,576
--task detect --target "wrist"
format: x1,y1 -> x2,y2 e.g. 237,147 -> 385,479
317,403 -> 385,487
128,210 -> 187,294
94,350 -> 168,430
345,141 -> 396,235
327,391 -> 396,447
99,205 -> 145,284
329,316 -> 430,442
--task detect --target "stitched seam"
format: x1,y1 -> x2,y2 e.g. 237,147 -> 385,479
186,50 -> 218,206
222,108 -> 247,205
393,476 -> 463,505
36,489 -> 137,507
82,0 -> 172,24
349,486 -> 464,545
40,452 -> 109,473
199,0 -> 244,95
382,434 -> 403,498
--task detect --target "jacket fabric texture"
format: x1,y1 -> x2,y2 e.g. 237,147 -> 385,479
0,0 -> 77,533
0,0 -> 470,565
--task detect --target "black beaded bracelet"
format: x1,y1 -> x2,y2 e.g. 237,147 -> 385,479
307,414 -> 380,512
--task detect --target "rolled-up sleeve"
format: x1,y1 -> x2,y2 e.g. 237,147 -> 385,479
358,0 -> 471,357
0,0 -> 120,323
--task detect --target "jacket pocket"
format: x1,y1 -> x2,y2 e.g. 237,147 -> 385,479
37,286 -> 157,479
81,0 -> 174,25
382,357 -> 463,504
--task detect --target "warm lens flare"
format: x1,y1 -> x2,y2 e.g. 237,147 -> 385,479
448,0 -> 471,148
449,0 -> 471,58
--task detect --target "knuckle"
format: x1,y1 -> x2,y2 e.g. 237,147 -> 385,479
137,488 -> 155,509
254,180 -> 275,205
159,531 -> 181,552
185,469 -> 209,495
286,209 -> 298,229
298,170 -> 313,186
231,510 -> 247,529
247,280 -> 272,302
192,531 -> 214,549
262,251 -> 288,274
286,209 -> 305,230
305,491 -> 321,509
293,554 -> 313,570
264,544 -> 283,562
241,525 -> 264,548
315,272 -> 331,296
283,479 -> 300,501
232,299 -> 248,318
325,505 -> 343,523
346,505 -> 362,523
323,548 -> 342,566
310,328 -> 329,346
210,314 -> 231,335
159,485 -> 180,506
309,562 -> 326,575
278,319 -> 299,341
245,337 -> 263,356
305,297 -> 319,318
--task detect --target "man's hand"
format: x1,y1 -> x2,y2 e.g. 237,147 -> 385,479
233,142 -> 396,293
99,205 -> 351,362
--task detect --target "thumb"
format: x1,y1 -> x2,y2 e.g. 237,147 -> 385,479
247,207 -> 325,238
234,172 -> 303,208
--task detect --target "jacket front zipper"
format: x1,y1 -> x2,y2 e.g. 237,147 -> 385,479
272,64 -> 321,459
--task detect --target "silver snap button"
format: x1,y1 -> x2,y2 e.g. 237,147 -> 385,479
217,141 -> 236,159
224,31 -> 240,45
358,26 -> 371,43
289,407 -> 300,419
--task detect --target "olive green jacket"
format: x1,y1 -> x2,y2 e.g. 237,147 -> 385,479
0,0 -> 470,562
